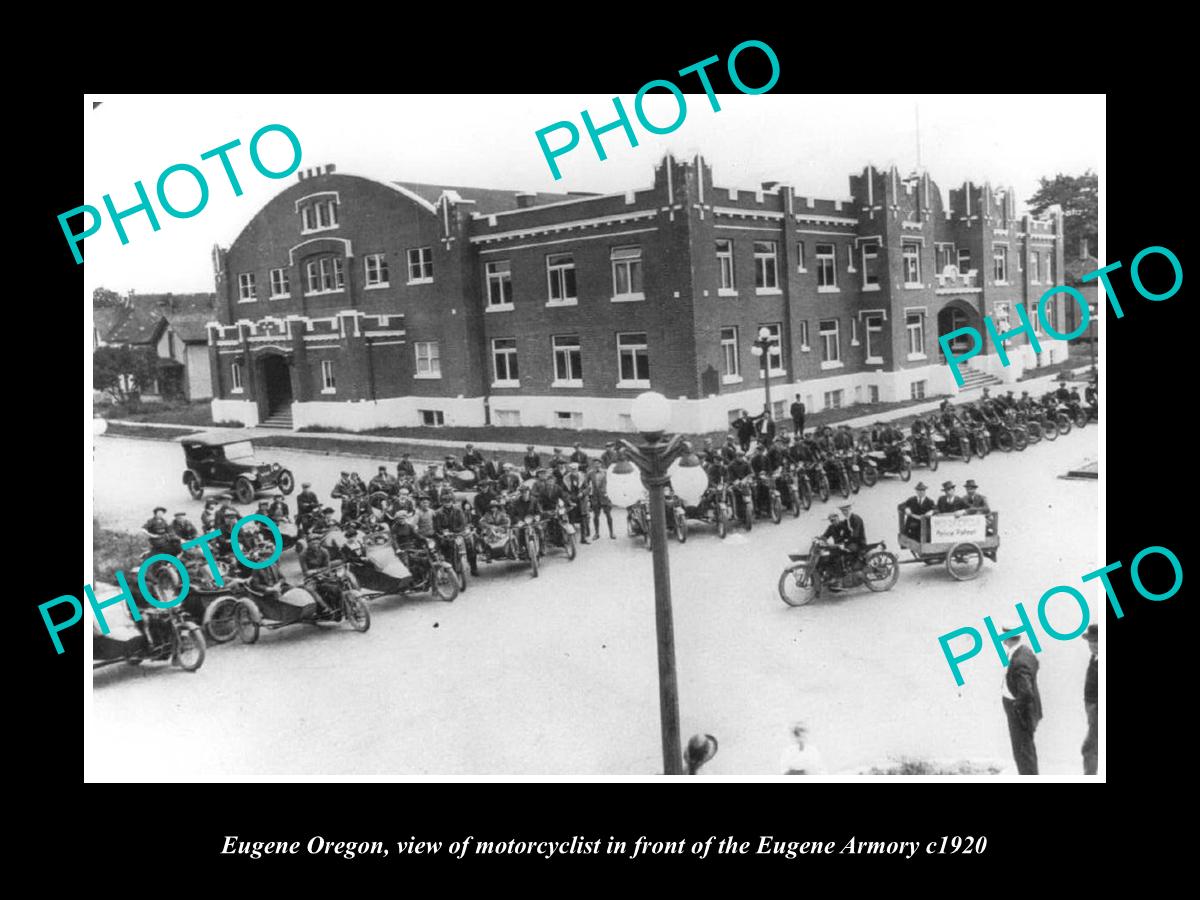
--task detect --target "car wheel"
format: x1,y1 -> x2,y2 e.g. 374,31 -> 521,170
233,477 -> 255,505
946,543 -> 984,581
186,475 -> 204,500
277,470 -> 295,495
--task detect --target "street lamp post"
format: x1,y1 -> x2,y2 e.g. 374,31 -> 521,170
750,326 -> 775,417
607,392 -> 709,775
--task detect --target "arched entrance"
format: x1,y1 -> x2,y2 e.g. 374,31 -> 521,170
259,353 -> 293,417
936,299 -> 984,361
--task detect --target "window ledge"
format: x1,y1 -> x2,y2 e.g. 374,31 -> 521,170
486,303 -> 515,313
903,283 -> 925,290
820,361 -> 845,371
238,297 -> 257,304
722,374 -> 744,385
552,379 -> 583,389
363,283 -> 391,291
611,292 -> 645,303
817,286 -> 840,294
797,267 -> 808,274
231,387 -> 244,395
862,283 -> 881,292
268,293 -> 291,301
758,369 -> 787,379
800,345 -> 811,352
491,380 -> 520,389
413,372 -> 442,380
617,380 -> 651,390
407,277 -> 434,286
865,356 -> 884,365
545,299 -> 579,308
717,288 -> 738,297
321,388 -> 337,395
850,340 -> 861,347
847,267 -> 858,273
755,287 -> 783,296
306,289 -> 345,298
300,226 -> 340,236
994,280 -> 1010,287
907,352 -> 928,362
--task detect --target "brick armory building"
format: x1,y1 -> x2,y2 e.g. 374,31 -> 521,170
208,155 -> 1069,432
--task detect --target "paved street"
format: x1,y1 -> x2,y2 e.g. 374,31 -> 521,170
88,430 -> 1099,777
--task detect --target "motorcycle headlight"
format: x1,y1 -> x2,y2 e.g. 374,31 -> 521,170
272,463 -> 281,471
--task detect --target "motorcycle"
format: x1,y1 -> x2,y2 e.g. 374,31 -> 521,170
473,517 -> 542,577
778,538 -> 900,606
93,602 -> 206,672
932,420 -> 973,463
388,535 -> 462,599
965,420 -> 991,459
802,460 -> 830,503
752,470 -> 784,524
438,528 -> 473,590
683,483 -> 733,538
823,454 -> 853,499
863,443 -> 912,483
730,476 -> 757,531
234,561 -> 370,643
775,466 -> 805,518
626,496 -> 652,548
909,431 -> 940,471
538,499 -> 578,559
836,450 -> 862,494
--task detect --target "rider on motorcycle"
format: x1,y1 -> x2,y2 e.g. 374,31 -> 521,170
369,465 -> 398,496
434,493 -> 477,576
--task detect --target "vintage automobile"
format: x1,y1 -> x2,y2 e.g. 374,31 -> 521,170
180,433 -> 296,504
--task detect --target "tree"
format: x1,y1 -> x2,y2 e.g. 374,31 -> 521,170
94,346 -> 157,403
1026,171 -> 1098,260
93,286 -> 122,308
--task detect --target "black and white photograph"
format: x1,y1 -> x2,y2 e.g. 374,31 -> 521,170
82,92 -> 1105,780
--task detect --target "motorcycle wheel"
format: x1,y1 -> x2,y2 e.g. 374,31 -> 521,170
741,501 -> 753,531
899,460 -> 912,482
236,602 -> 260,645
977,438 -> 990,459
676,515 -> 688,543
997,431 -> 1014,452
960,437 -> 972,463
946,542 -> 984,581
172,622 -> 206,671
790,487 -> 801,518
771,495 -> 782,524
1014,430 -> 1029,451
343,590 -> 371,632
929,451 -> 939,472
839,473 -> 851,499
1042,418 -> 1058,441
716,513 -> 727,539
817,474 -> 830,503
205,597 -> 239,644
1074,409 -> 1088,429
1056,414 -> 1071,436
527,536 -> 540,578
862,551 -> 900,592
565,532 -> 577,560
434,564 -> 460,599
861,465 -> 878,488
799,480 -> 812,510
778,564 -> 819,607
849,469 -> 860,494
1026,425 -> 1041,444
455,552 -> 468,591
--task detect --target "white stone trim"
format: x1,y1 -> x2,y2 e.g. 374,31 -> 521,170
477,227 -> 658,254
470,209 -> 657,245
294,191 -> 340,213
288,237 -> 353,266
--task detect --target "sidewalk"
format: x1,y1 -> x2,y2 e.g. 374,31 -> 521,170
106,365 -> 1092,459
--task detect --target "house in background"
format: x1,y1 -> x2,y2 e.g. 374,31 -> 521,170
97,292 -> 217,400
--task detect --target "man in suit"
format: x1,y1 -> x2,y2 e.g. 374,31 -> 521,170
899,482 -> 935,540
790,394 -> 806,436
1000,625 -> 1043,775
1082,624 -> 1098,775
522,445 -> 541,479
755,404 -> 777,444
936,481 -> 965,514
733,412 -> 756,452
838,503 -> 866,555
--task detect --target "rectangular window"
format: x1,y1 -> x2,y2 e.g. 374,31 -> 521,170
306,260 -> 320,293
957,247 -> 972,273
1029,252 -> 1040,283
903,242 -> 921,285
754,241 -> 778,290
617,332 -> 650,386
494,409 -> 521,427
910,380 -> 926,400
407,247 -> 433,283
415,341 -> 441,378
547,253 -> 577,303
611,246 -> 644,298
772,399 -> 787,421
796,241 -> 806,272
231,361 -> 243,392
993,246 -> 1007,283
937,243 -> 955,271
862,242 -> 880,288
823,389 -> 843,410
365,254 -> 389,287
552,334 -> 583,384
906,312 -> 926,357
486,260 -> 513,308
307,200 -> 337,230
867,385 -> 880,404
798,320 -> 810,350
301,207 -> 315,231
819,319 -> 840,365
321,359 -> 336,393
269,267 -> 290,298
716,240 -> 735,291
994,302 -> 1011,331
556,411 -> 584,430
761,323 -> 783,373
1044,253 -> 1054,283
816,244 -> 837,289
865,314 -> 884,362
491,338 -> 519,385
419,409 -> 445,427
332,258 -> 345,290
720,327 -> 740,380
1030,303 -> 1042,336
238,273 -> 256,302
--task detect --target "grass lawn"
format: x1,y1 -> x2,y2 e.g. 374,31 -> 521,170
99,399 -> 215,426
93,521 -> 145,585
105,423 -> 200,441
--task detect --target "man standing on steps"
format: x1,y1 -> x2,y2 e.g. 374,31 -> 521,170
1000,625 -> 1043,775
790,394 -> 806,436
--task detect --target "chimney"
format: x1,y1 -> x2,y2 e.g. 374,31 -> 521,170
298,169 -> 307,181
326,163 -> 336,174
515,192 -> 537,209
1079,236 -> 1090,259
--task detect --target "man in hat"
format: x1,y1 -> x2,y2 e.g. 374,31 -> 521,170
369,465 -> 397,496
547,447 -> 569,479
562,461 -> 591,543
1082,624 -> 1098,775
587,458 -> 615,539
962,479 -> 991,516
142,507 -> 172,550
720,433 -> 740,463
200,497 -> 220,531
790,393 -> 806,436
1055,378 -> 1072,404
899,482 -> 935,541
484,451 -> 504,482
297,482 -> 320,517
170,511 -> 198,543
780,721 -> 826,775
755,403 -> 777,444
1000,624 -> 1043,775
507,483 -> 539,554
331,471 -> 357,518
298,534 -> 332,576
478,499 -> 511,549
396,454 -> 416,480
839,502 -> 866,556
569,441 -> 589,467
473,476 -> 501,521
523,445 -> 541,479
498,462 -> 522,493
600,441 -> 619,469
434,493 -> 476,577
684,733 -> 719,776
732,410 -> 756,452
462,442 -> 485,472
936,481 -> 965,514
268,493 -> 290,521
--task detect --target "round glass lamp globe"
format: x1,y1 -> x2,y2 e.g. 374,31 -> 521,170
93,417 -> 109,435
668,458 -> 709,507
750,345 -> 763,357
606,461 -> 644,508
631,391 -> 671,434
757,326 -> 772,341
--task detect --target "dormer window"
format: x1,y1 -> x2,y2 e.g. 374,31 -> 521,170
297,193 -> 340,234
